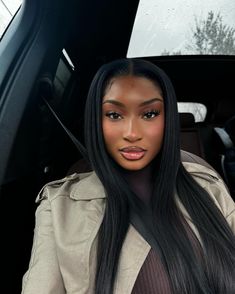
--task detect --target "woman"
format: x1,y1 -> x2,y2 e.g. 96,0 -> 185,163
22,58 -> 235,294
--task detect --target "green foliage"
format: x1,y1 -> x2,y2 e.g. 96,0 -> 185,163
188,11 -> 235,55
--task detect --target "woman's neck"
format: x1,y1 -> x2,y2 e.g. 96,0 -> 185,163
122,164 -> 154,204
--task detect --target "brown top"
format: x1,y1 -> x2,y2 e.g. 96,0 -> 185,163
123,165 -> 202,294
132,220 -> 202,293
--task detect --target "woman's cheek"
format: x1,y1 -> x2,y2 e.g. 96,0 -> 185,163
103,120 -> 122,142
145,120 -> 164,139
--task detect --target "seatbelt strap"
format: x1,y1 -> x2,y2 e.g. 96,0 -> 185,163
130,210 -> 161,254
43,97 -> 89,162
214,127 -> 234,148
214,127 -> 234,185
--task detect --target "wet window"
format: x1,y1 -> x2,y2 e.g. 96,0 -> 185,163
128,0 -> 235,57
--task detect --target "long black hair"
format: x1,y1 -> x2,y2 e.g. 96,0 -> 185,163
84,58 -> 235,294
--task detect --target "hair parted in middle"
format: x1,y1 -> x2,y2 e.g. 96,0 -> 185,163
84,58 -> 235,294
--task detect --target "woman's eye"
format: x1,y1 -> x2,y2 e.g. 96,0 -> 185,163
105,112 -> 122,120
143,110 -> 160,119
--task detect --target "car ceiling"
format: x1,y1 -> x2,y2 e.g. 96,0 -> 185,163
66,0 -> 140,65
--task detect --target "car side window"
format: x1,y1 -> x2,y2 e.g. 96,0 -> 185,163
0,0 -> 22,39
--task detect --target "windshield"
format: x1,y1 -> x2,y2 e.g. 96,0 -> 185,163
128,0 -> 235,57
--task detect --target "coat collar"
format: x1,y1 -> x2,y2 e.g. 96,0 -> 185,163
182,162 -> 220,181
70,162 -> 219,201
70,171 -> 106,200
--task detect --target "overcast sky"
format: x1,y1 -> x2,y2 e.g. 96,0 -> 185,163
128,0 -> 235,57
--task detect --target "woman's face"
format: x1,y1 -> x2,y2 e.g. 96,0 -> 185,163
102,75 -> 165,171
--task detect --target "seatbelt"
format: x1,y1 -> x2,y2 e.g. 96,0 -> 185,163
130,210 -> 162,254
43,97 -> 161,252
214,127 -> 234,149
214,126 -> 235,195
43,97 -> 89,162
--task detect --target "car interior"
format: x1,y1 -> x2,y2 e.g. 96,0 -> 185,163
0,0 -> 235,292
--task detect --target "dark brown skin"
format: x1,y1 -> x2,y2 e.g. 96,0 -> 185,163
102,75 -> 165,171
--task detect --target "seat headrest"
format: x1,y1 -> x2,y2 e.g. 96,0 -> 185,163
179,112 -> 195,128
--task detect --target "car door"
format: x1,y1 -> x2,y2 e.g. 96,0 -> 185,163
0,0 -> 79,292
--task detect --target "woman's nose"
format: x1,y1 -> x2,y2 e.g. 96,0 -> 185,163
123,119 -> 142,142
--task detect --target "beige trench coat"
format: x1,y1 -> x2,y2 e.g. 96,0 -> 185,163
22,162 -> 235,294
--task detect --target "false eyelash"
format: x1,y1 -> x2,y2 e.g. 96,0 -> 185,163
142,109 -> 160,119
105,111 -> 122,120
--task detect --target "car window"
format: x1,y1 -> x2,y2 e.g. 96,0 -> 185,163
53,49 -> 75,104
128,0 -> 235,57
177,102 -> 207,122
0,0 -> 22,39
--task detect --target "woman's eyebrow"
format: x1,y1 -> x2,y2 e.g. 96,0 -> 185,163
139,98 -> 163,106
102,100 -> 125,107
102,98 -> 163,107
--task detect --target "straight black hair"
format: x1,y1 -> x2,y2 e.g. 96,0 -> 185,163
84,58 -> 235,294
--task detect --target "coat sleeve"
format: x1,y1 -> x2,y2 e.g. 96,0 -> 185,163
21,194 -> 65,294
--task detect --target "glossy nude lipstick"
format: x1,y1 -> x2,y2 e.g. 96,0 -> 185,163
119,146 -> 146,160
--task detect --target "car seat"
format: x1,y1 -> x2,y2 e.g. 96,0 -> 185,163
179,112 -> 205,158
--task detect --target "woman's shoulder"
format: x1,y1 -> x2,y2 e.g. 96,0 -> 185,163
183,161 -> 235,220
35,171 -> 106,203
182,161 -> 222,183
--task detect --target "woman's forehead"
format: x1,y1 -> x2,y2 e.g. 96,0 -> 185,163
102,77 -> 163,109
103,75 -> 162,97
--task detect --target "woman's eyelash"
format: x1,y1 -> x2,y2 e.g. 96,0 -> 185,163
105,111 -> 122,120
105,110 -> 160,120
142,110 -> 160,119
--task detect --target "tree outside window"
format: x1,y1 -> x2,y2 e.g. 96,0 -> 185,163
187,11 -> 235,55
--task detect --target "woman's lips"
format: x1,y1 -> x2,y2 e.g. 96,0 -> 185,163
119,147 -> 146,160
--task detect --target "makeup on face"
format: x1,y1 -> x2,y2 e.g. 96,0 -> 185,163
102,75 -> 165,171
